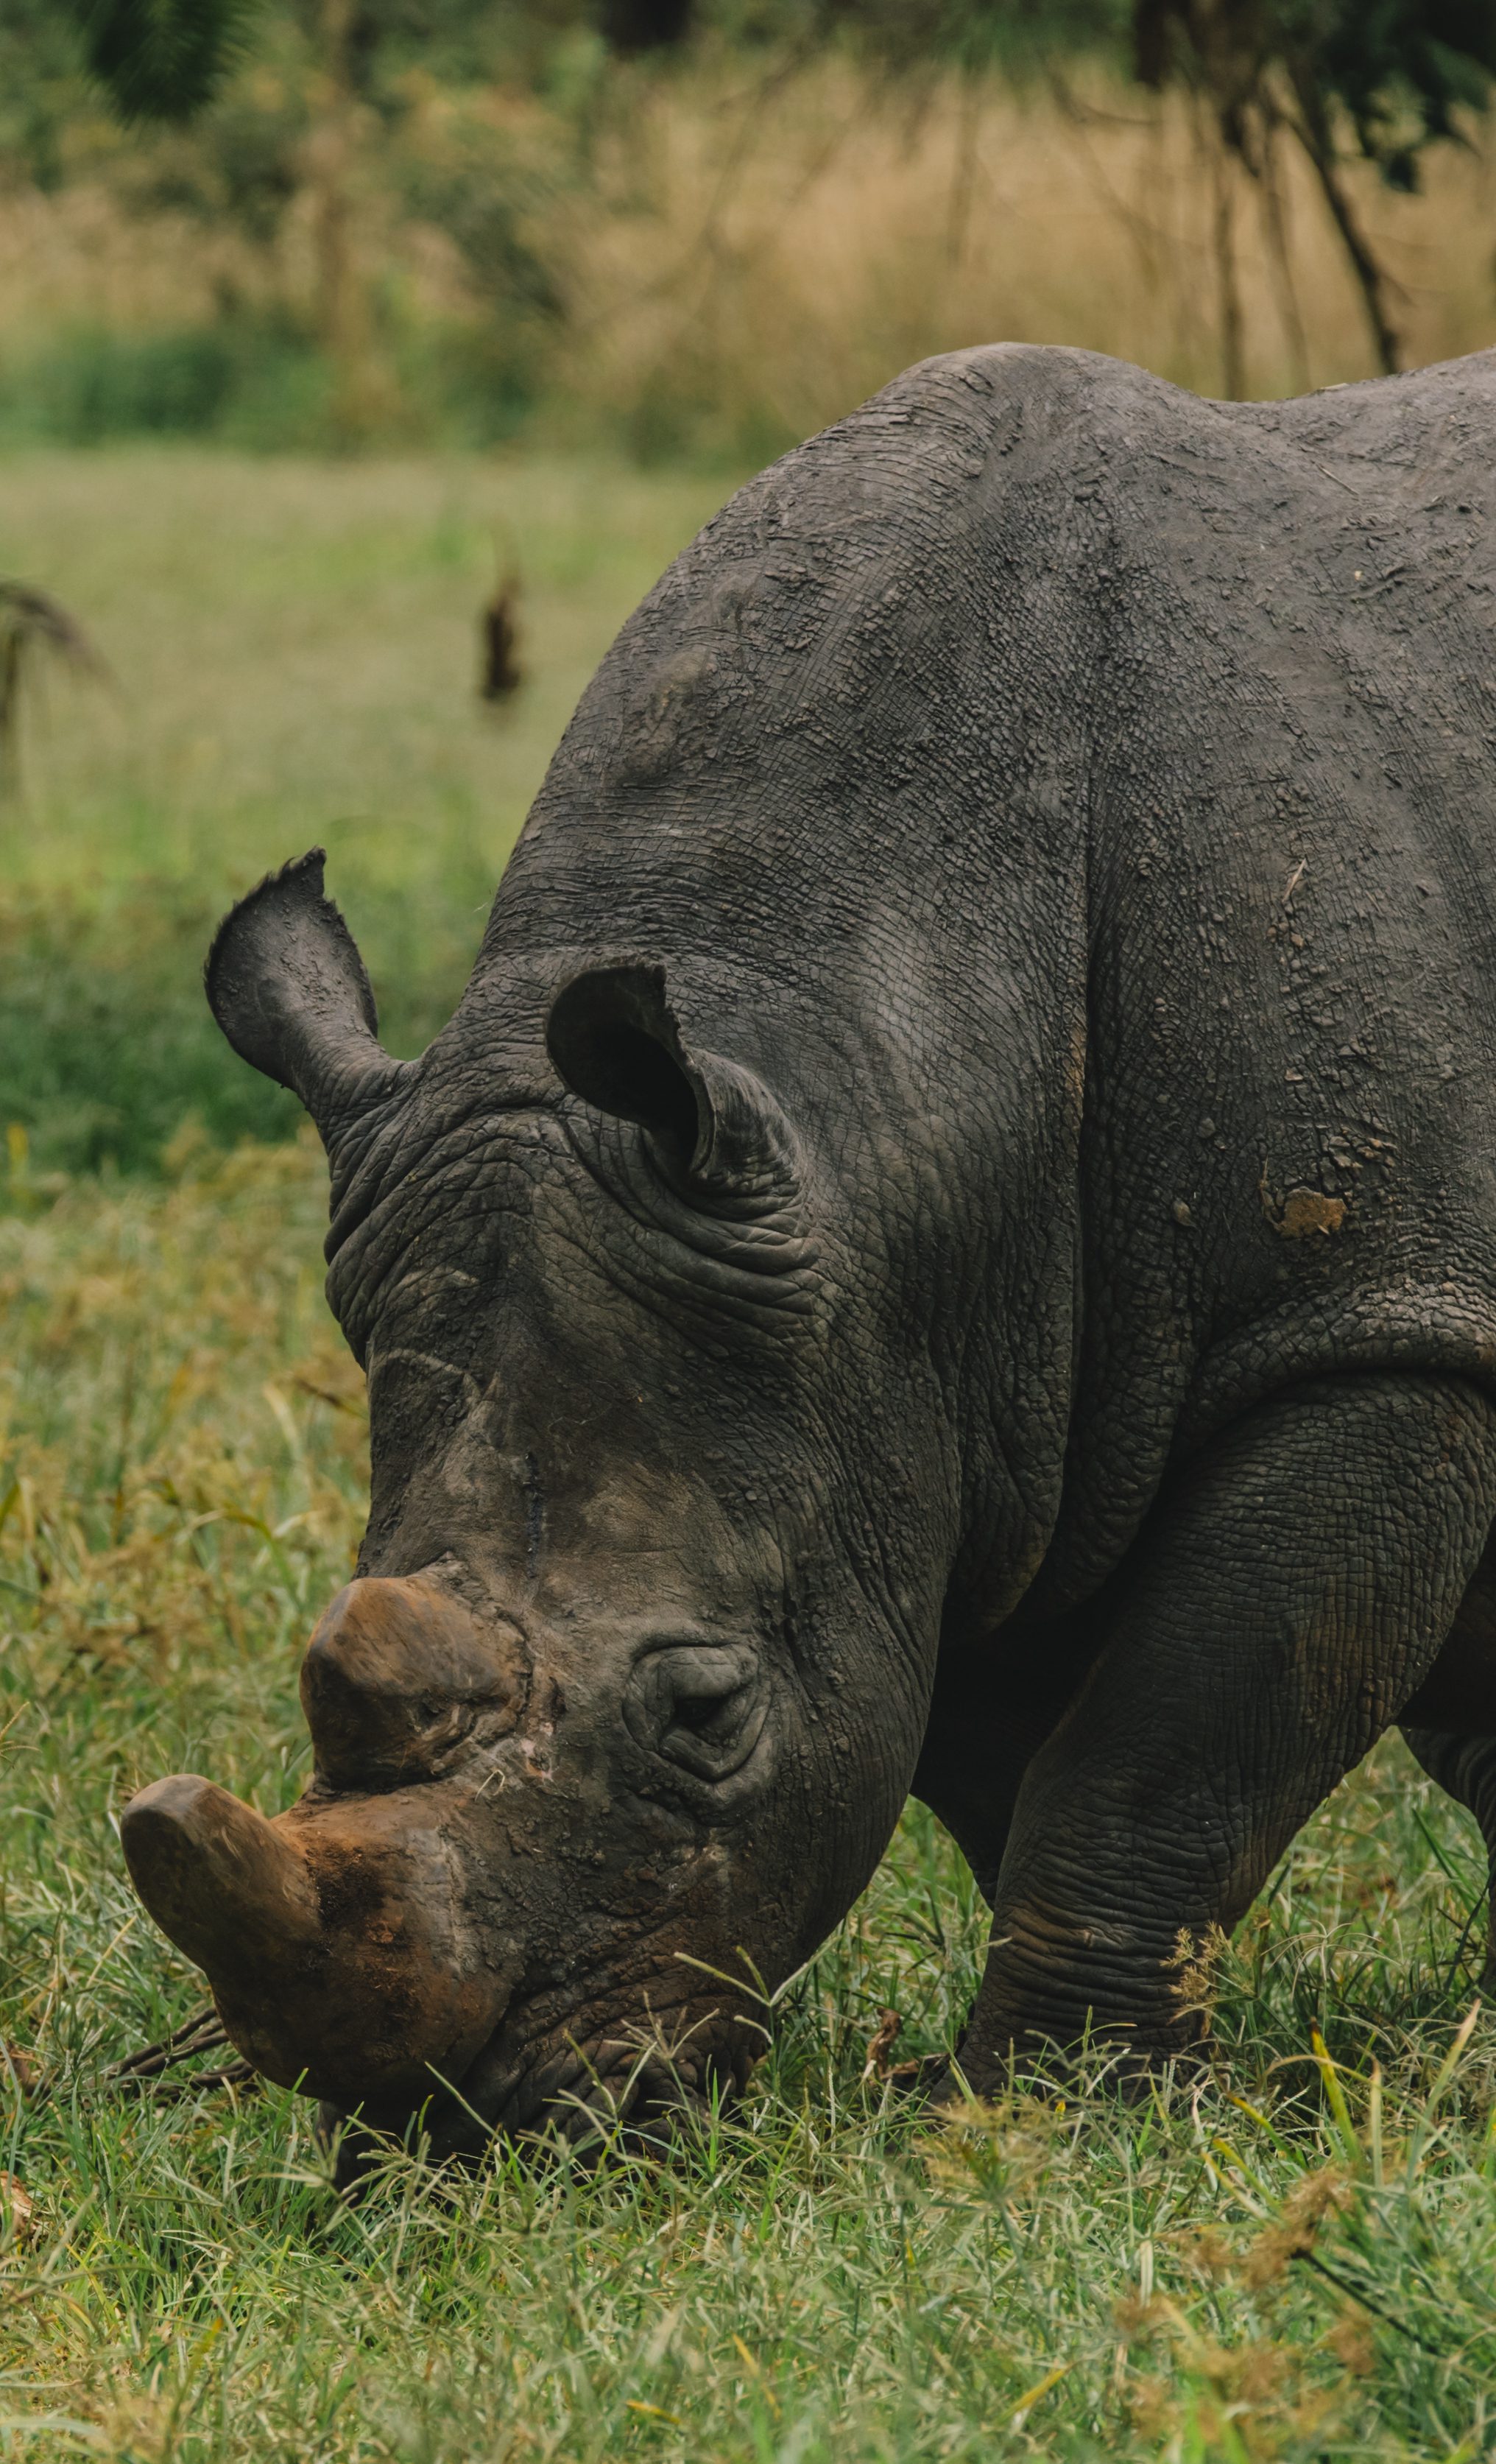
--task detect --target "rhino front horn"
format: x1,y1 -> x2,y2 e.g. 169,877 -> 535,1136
120,1774 -> 322,1985
120,1768 -> 507,2104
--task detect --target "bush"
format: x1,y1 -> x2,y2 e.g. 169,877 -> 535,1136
11,326 -> 236,441
0,887 -> 297,1173
0,319 -> 334,448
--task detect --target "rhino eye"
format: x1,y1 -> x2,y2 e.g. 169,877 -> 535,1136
625,1643 -> 767,1784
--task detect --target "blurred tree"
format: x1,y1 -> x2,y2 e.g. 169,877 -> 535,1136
0,0 -> 92,192
601,0 -> 695,45
1131,1 -> 1496,375
14,0 -> 1495,419
72,0 -> 268,123
67,1 -> 504,443
787,0 -> 1495,381
56,1 -> 686,442
98,0 -> 381,444
68,0 -> 700,124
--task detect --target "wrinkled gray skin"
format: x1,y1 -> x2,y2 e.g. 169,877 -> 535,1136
123,343 -> 1496,2162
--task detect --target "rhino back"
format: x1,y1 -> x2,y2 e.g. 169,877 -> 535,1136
450,342 -> 1496,1628
1036,350 -> 1496,1606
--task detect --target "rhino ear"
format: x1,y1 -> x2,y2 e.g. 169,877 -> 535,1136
545,962 -> 799,1210
205,851 -> 408,1147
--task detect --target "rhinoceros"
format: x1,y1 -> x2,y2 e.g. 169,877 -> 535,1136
123,342 -> 1496,2157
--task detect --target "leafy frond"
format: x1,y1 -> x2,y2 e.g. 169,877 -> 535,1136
73,0 -> 266,126
1132,0 -> 1496,189
0,581 -> 110,677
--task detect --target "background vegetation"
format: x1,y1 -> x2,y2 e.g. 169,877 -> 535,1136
1,1 -> 1495,465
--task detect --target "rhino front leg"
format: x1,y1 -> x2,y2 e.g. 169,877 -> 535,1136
1399,1727 -> 1496,1993
951,1373 -> 1496,2088
1398,1527 -> 1496,1990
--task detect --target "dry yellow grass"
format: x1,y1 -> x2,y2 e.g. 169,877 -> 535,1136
1,65 -> 1493,451
553,65 -> 1496,434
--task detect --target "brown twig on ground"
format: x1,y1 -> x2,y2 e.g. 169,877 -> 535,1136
479,569 -> 523,703
106,2007 -> 259,2099
863,2006 -> 903,2083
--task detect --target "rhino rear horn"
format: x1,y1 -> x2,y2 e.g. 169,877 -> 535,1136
205,851 -> 409,1149
546,962 -> 801,1212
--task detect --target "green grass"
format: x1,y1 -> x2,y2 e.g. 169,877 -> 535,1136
3,448 -> 1496,2454
0,325 -> 329,455
0,446 -> 734,1171
1,1152 -> 1496,2459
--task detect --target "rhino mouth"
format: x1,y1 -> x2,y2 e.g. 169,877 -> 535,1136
121,1758 -> 759,2166
320,2000 -> 763,2181
481,2011 -> 758,2142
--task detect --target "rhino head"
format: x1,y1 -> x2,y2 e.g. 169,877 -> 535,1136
121,851 -> 957,2162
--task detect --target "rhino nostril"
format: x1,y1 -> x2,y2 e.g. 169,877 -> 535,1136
301,1575 -> 529,1791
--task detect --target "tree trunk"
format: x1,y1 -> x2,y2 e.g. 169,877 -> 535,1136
1251,116 -> 1310,396
1285,67 -> 1402,377
307,0 -> 375,444
1210,132 -> 1245,401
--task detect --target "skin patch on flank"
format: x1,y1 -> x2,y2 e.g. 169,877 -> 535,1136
1260,1178 -> 1348,1239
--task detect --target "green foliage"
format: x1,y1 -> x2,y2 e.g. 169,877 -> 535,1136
600,0 -> 694,47
338,0 -> 610,85
816,0 -> 1129,77
1315,0 -> 1496,189
74,0 -> 269,125
0,0 -> 88,192
1,327 -> 237,443
0,876 -> 535,1175
0,853 -> 562,1172
0,320 -> 341,449
133,65 -> 308,248
60,0 -> 710,138
393,105 -> 566,325
1133,0 -> 1496,191
0,887 -> 300,1173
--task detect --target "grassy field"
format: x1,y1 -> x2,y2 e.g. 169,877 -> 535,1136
1,1158 -> 1496,2459
0,448 -> 732,1170
3,447 -> 1496,2457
